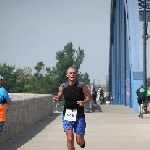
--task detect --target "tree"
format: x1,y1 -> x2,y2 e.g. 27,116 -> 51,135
0,43 -> 90,94
45,67 -> 59,93
33,62 -> 46,93
11,68 -> 25,92
148,77 -> 150,87
0,63 -> 15,92
78,72 -> 90,84
23,67 -> 34,92
34,62 -> 45,77
74,46 -> 85,74
55,42 -> 89,84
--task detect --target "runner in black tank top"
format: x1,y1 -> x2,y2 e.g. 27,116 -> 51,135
53,67 -> 92,149
62,80 -> 85,117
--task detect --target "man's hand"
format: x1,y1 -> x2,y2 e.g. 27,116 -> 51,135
53,86 -> 63,103
77,101 -> 84,107
53,96 -> 60,103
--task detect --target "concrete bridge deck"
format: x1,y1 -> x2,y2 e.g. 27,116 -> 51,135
0,105 -> 150,150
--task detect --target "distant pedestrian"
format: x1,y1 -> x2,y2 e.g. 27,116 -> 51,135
92,88 -> 97,105
99,88 -> 105,104
0,75 -> 12,138
136,84 -> 146,117
110,95 -> 114,104
147,87 -> 150,103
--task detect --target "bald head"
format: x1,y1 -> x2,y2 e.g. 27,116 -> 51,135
67,67 -> 76,74
66,67 -> 76,82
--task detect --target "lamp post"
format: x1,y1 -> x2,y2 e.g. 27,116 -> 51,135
138,0 -> 150,113
93,79 -> 95,89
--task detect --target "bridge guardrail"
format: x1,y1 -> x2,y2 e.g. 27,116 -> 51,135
84,100 -> 93,113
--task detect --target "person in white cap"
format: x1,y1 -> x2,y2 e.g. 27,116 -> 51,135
0,75 -> 12,138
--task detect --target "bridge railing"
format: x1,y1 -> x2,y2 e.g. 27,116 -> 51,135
0,93 -> 53,144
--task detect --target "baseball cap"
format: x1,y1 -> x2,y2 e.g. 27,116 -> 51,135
0,75 -> 3,79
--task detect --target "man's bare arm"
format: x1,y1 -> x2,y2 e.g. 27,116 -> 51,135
58,86 -> 63,101
53,86 -> 63,103
82,85 -> 92,104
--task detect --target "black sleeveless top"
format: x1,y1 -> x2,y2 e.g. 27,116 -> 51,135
62,81 -> 85,117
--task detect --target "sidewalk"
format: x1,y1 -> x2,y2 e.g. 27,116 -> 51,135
0,105 -> 150,150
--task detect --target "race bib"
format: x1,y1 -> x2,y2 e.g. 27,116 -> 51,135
64,109 -> 77,121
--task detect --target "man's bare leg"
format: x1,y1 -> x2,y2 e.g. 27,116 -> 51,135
138,104 -> 141,117
66,130 -> 75,150
76,134 -> 84,147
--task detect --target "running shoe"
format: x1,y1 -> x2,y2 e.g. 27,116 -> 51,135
80,140 -> 85,148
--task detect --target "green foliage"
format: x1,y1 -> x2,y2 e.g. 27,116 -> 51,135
148,77 -> 150,87
0,63 -> 15,91
77,72 -> 90,84
55,42 -> 89,84
0,42 -> 90,93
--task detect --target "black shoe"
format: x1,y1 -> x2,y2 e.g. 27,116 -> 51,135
80,140 -> 85,148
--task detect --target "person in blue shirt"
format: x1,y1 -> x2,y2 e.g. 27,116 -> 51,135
0,75 -> 12,138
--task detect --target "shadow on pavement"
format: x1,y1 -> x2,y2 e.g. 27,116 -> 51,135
0,113 -> 62,150
92,104 -> 103,112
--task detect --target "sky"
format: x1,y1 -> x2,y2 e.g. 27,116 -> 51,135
0,0 -> 111,85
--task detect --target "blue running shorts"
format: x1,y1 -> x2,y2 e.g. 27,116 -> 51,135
62,115 -> 86,135
0,121 -> 5,138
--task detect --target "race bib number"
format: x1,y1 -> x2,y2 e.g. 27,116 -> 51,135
64,109 -> 77,121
